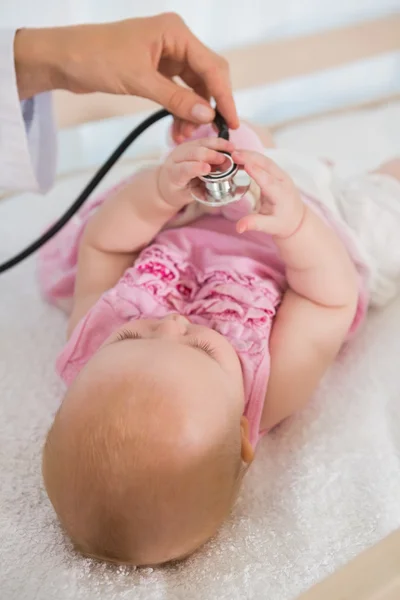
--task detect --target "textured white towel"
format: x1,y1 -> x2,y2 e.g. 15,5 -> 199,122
1,102 -> 400,600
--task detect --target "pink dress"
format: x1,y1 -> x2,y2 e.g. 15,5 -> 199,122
38,125 -> 368,448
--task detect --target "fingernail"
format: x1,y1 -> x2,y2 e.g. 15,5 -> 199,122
191,104 -> 214,123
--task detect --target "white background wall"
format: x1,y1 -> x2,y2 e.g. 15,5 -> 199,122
1,0 -> 400,51
2,0 -> 398,174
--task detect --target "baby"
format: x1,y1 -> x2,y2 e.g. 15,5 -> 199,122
39,120 -> 400,566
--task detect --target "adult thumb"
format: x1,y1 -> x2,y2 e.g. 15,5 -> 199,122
146,73 -> 215,124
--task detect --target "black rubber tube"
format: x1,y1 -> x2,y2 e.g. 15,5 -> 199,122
0,108 -> 170,273
0,107 -> 229,274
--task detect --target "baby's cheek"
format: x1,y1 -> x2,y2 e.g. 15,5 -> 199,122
222,349 -> 245,398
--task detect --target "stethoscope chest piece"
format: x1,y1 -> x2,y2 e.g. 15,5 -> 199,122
190,152 -> 251,207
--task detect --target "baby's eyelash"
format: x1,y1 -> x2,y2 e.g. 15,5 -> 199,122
189,339 -> 217,358
116,329 -> 142,342
114,330 -> 216,359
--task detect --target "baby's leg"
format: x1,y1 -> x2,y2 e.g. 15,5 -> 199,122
335,157 -> 400,307
372,158 -> 400,181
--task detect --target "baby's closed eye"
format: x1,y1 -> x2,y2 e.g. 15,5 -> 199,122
113,329 -> 218,361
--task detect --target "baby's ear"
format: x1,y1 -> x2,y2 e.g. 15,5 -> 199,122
240,416 -> 254,464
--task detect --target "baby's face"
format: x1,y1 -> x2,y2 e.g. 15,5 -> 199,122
100,314 -> 244,409
46,314 -> 247,565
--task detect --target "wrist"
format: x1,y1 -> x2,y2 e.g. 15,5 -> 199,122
272,203 -> 307,242
14,28 -> 62,99
156,166 -> 192,213
131,166 -> 179,230
273,206 -> 320,267
273,205 -> 343,272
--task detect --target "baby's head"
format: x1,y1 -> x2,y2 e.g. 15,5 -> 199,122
43,315 -> 254,565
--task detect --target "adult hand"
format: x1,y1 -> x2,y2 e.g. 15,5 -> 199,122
14,13 -> 238,138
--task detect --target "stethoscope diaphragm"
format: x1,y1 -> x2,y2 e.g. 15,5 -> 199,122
190,152 -> 251,207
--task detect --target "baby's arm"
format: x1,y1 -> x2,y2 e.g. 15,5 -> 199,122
260,289 -> 356,430
69,167 -> 173,335
263,209 -> 358,430
231,150 -> 358,430
69,137 -> 234,335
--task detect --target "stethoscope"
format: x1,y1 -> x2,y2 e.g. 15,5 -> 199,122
0,108 -> 250,274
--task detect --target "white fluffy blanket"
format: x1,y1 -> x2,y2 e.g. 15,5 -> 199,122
1,102 -> 400,600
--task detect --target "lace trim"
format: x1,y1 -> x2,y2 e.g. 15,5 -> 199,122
116,243 -> 280,358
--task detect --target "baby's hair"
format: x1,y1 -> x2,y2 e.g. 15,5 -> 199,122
42,374 -> 243,566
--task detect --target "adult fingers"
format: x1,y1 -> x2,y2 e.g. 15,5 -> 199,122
178,69 -> 211,139
144,72 -> 215,124
179,24 -> 239,129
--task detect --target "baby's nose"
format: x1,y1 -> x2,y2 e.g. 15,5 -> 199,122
154,314 -> 189,337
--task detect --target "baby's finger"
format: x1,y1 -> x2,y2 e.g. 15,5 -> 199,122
172,137 -> 234,162
174,120 -> 198,142
241,163 -> 278,201
181,122 -> 197,140
236,213 -> 277,235
231,150 -> 285,180
176,146 -> 227,166
171,118 -> 185,144
173,161 -> 211,187
187,136 -> 235,153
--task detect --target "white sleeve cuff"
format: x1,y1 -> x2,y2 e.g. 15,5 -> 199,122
0,29 -> 57,194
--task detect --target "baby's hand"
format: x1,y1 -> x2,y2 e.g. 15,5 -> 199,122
158,137 -> 234,209
231,150 -> 305,238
